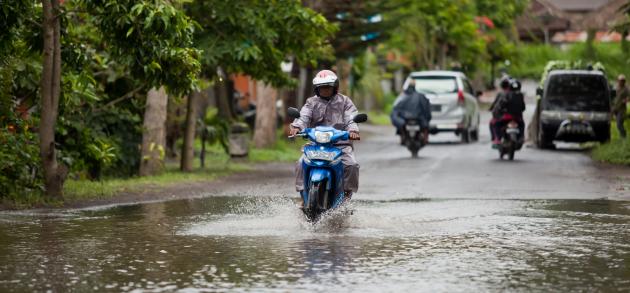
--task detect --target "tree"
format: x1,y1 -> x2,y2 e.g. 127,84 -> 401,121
613,1 -> 630,57
180,92 -> 201,171
40,0 -> 66,198
184,0 -> 335,150
386,0 -> 484,71
80,0 -> 201,177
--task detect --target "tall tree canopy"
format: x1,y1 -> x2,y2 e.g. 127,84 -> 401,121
187,0 -> 336,87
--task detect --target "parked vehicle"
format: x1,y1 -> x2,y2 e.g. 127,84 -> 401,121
400,71 -> 481,143
497,116 -> 523,160
287,107 -> 368,222
535,70 -> 612,149
402,116 -> 427,158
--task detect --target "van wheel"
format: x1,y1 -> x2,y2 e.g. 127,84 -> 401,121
461,129 -> 470,143
537,124 -> 554,149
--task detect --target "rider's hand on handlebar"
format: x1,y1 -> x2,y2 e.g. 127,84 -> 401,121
349,131 -> 360,140
289,127 -> 301,137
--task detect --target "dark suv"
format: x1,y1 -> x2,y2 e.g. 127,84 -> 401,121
535,70 -> 611,148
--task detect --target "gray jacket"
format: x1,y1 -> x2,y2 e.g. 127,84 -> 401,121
291,94 -> 360,133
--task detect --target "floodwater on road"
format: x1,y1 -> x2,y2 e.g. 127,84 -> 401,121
2,196 -> 630,292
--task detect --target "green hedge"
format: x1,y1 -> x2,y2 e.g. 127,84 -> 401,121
592,110 -> 630,166
510,43 -> 630,80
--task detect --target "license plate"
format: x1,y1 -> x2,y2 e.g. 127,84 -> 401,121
431,105 -> 442,112
406,125 -> 421,131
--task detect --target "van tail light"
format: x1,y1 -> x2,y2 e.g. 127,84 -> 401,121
457,90 -> 465,106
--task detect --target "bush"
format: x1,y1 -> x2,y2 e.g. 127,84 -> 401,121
0,118 -> 43,199
510,43 -> 630,80
592,108 -> 630,166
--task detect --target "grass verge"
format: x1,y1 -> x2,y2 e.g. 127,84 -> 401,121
63,163 -> 248,202
592,116 -> 630,166
367,111 -> 391,126
2,132 -> 305,210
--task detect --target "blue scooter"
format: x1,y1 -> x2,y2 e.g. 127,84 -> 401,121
287,107 -> 368,222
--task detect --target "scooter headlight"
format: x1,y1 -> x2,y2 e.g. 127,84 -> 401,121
306,150 -> 336,161
314,131 -> 333,143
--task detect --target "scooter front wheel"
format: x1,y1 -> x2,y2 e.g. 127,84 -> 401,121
304,181 -> 325,222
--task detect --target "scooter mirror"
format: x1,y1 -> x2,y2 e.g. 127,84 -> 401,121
353,113 -> 368,123
287,107 -> 300,119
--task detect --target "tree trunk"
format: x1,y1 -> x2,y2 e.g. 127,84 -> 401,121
297,67 -> 308,107
165,97 -> 185,159
438,42 -> 448,70
39,0 -> 66,198
139,87 -> 168,176
253,82 -> 277,148
622,29 -> 629,58
585,29 -> 597,61
200,133 -> 206,169
180,92 -> 199,172
214,82 -> 234,121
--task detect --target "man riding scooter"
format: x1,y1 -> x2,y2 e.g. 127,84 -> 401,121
490,77 -> 512,145
492,79 -> 526,147
289,70 -> 361,202
391,79 -> 432,145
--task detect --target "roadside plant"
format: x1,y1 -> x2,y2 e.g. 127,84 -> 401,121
0,116 -> 43,199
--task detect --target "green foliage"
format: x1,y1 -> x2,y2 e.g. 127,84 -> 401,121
312,0 -> 400,59
200,107 -> 230,154
78,0 -> 201,96
592,107 -> 630,166
0,117 -> 43,199
64,163 -> 247,201
354,50 -> 385,110
510,43 -> 630,80
386,0 -> 485,71
187,0 -> 336,87
473,0 -> 528,29
249,134 -> 302,162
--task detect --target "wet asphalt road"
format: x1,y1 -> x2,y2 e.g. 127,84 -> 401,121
2,90 -> 630,291
356,118 -> 623,201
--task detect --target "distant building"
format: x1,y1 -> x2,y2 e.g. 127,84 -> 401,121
517,0 -> 628,43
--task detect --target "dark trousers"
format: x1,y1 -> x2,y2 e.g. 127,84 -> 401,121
616,112 -> 627,138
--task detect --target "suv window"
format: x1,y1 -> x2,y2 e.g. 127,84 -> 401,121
543,74 -> 609,112
412,76 -> 458,94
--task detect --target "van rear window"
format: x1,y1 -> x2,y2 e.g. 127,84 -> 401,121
544,75 -> 609,111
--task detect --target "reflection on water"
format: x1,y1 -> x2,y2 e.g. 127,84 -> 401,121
1,197 -> 630,292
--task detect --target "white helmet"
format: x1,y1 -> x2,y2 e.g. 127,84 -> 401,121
312,69 -> 339,97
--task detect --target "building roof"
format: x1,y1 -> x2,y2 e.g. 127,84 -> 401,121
547,0 -> 613,12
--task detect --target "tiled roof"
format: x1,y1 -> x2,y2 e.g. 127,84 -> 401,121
547,0 -> 614,11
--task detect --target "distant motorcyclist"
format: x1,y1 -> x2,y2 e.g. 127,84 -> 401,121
493,79 -> 526,145
390,79 -> 432,144
289,70 -> 360,201
489,77 -> 512,145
